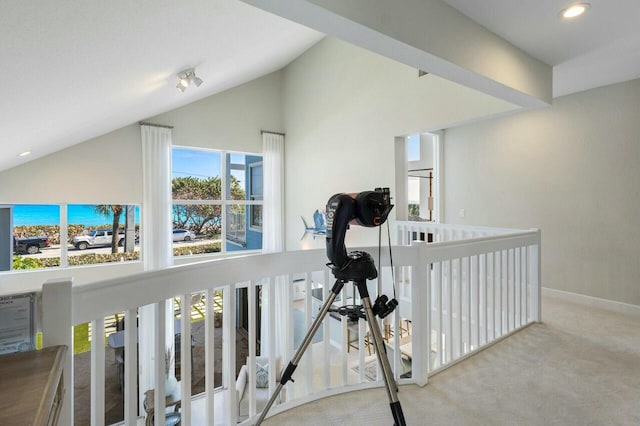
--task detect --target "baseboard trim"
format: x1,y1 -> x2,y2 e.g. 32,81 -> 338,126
542,287 -> 640,316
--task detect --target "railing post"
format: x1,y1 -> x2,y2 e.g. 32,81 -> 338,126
410,241 -> 429,386
530,229 -> 542,322
42,277 -> 74,426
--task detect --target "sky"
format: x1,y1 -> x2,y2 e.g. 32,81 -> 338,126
172,147 -> 221,179
172,148 -> 248,190
12,205 -> 140,226
407,134 -> 420,161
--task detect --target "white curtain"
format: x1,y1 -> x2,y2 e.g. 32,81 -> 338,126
262,132 -> 284,253
141,125 -> 173,270
139,124 -> 174,406
260,133 -> 290,358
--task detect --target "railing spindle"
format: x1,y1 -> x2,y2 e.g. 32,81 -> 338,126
323,269 -> 331,389
153,301 -> 166,426
435,261 -> 443,368
445,260 -> 452,363
224,284 -> 237,424
179,295 -> 191,426
90,317 -> 105,426
456,258 -> 462,358
513,247 -> 522,327
341,280 -> 349,385
205,288 -> 215,425
465,256 -> 471,353
124,308 -> 137,426
248,281 -> 257,418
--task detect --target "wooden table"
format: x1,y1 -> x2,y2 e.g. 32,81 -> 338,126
0,345 -> 67,426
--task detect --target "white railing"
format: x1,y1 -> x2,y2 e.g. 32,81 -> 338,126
41,223 -> 541,426
396,220 -> 521,243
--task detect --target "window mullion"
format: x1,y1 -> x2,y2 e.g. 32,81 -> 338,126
221,151 -> 227,253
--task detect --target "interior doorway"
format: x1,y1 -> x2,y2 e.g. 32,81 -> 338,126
395,132 -> 442,223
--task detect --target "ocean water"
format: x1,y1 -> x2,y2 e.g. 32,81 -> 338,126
12,204 -> 140,227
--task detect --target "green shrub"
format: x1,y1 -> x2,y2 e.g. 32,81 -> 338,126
13,255 -> 43,269
68,252 -> 140,266
173,242 -> 221,256
39,257 -> 61,268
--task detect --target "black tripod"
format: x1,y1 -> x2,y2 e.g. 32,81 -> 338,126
255,251 -> 406,425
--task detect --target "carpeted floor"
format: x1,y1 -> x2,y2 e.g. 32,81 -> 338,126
264,296 -> 640,425
73,320 -> 249,426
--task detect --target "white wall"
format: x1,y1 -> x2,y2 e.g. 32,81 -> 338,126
0,125 -> 142,204
151,70 -> 283,153
282,37 -> 516,251
444,80 -> 640,305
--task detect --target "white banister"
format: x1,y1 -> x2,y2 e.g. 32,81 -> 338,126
38,222 -> 540,426
42,277 -> 73,426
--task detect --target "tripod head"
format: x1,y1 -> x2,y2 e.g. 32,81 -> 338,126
325,188 -> 393,281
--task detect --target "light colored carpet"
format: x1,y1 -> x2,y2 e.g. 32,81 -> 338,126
263,296 -> 640,425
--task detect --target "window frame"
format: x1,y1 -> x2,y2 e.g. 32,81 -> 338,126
171,146 -> 264,256
248,161 -> 263,232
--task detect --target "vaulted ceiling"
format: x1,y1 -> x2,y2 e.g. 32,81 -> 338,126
0,0 -> 322,171
1,0 -> 638,173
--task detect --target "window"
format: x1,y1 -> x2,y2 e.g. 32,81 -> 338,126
249,162 -> 263,230
171,147 -> 263,256
67,204 -> 140,266
0,203 -> 141,271
8,204 -> 60,270
404,132 -> 440,222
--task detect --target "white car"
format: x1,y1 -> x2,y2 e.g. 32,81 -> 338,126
73,229 -> 124,250
172,229 -> 196,242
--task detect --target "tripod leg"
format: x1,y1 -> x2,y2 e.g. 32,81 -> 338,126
255,280 -> 345,425
358,282 -> 407,426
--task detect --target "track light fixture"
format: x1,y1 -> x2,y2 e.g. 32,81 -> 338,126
176,68 -> 203,92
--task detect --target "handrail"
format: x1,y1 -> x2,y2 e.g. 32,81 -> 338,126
72,246 -> 417,325
395,220 -> 522,235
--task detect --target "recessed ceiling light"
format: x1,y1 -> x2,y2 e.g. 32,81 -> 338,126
561,3 -> 590,19
19,151 -> 31,157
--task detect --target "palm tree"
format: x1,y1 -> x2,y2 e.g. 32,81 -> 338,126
95,205 -> 124,253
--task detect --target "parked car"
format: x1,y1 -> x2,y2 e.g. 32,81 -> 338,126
13,236 -> 50,254
72,229 -> 125,250
172,229 -> 196,242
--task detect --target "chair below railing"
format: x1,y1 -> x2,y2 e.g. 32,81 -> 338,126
41,223 -> 541,426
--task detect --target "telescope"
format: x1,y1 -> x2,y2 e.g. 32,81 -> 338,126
256,187 -> 406,426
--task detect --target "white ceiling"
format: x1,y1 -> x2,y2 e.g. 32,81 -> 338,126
443,0 -> 640,97
2,0 -> 638,173
0,0 -> 322,172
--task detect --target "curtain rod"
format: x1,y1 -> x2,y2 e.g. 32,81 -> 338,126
139,122 -> 174,129
260,130 -> 285,136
